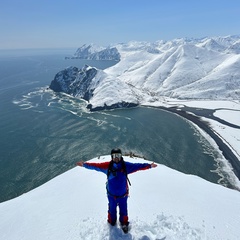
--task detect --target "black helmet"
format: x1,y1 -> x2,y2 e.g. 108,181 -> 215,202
111,148 -> 122,155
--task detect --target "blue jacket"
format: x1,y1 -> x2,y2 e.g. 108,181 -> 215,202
83,159 -> 151,197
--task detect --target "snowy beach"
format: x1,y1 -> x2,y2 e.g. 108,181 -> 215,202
145,99 -> 240,189
153,105 -> 240,181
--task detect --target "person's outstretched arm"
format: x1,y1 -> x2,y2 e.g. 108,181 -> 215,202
76,161 -> 110,174
126,161 -> 157,174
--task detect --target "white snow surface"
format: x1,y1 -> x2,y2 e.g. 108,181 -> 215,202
214,109 -> 239,126
0,156 -> 240,240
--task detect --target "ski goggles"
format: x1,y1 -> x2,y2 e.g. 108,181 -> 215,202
111,153 -> 122,159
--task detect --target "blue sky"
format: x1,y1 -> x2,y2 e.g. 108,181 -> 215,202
1,0 -> 240,49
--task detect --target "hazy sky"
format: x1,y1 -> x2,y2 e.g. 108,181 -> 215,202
1,0 -> 240,49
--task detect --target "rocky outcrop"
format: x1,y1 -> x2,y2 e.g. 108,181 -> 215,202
49,65 -> 98,101
49,65 -> 139,111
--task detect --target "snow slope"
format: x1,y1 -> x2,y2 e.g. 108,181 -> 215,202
105,37 -> 240,101
1,156 -> 240,240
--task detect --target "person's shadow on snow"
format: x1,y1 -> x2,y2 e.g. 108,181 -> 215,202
108,225 -> 166,240
109,226 -> 165,240
108,225 -> 133,240
108,227 -> 166,240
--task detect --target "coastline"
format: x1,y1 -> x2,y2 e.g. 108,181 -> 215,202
152,106 -> 240,182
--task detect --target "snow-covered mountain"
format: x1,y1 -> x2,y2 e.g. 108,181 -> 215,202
0,156 -> 240,240
69,43 -> 121,61
50,35 -> 240,110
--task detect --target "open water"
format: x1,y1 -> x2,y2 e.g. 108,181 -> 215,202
0,49 -> 235,202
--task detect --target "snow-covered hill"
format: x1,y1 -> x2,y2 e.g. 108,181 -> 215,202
70,43 -> 121,61
50,35 -> 240,110
0,156 -> 239,240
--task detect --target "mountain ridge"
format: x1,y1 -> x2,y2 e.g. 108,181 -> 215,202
50,35 -> 240,110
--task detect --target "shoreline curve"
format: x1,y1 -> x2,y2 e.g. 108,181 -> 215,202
153,106 -> 240,182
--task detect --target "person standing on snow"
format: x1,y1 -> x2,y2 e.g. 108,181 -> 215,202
77,148 -> 157,234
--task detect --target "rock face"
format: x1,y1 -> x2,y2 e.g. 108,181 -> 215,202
49,65 -> 98,101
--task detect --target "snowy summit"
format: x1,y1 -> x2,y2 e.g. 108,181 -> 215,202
0,156 -> 240,240
2,36 -> 240,240
50,35 -> 240,111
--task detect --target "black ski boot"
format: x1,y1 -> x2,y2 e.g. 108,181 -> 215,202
121,224 -> 129,234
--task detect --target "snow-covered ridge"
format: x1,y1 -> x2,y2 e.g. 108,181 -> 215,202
1,156 -> 240,240
50,35 -> 240,111
66,43 -> 121,61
